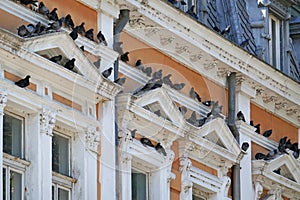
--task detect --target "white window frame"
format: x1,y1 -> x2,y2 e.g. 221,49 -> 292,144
52,181 -> 72,200
131,167 -> 150,200
269,14 -> 281,70
3,111 -> 25,158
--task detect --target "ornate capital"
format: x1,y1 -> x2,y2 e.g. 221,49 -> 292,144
85,127 -> 101,153
40,108 -> 56,136
253,181 -> 263,200
0,92 -> 7,115
221,176 -> 231,198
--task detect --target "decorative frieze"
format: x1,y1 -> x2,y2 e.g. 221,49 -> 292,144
160,35 -> 175,46
40,108 -> 56,136
189,53 -> 203,62
175,43 -> 190,54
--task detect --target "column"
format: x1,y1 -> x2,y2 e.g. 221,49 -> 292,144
0,91 -> 7,200
39,108 -> 56,200
179,155 -> 193,200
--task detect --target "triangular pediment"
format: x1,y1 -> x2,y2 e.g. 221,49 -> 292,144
134,86 -> 186,126
266,154 -> 300,183
22,32 -> 102,82
196,118 -> 241,155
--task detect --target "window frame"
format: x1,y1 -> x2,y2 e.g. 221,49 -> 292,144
52,182 -> 71,200
268,14 -> 281,70
2,165 -> 25,200
131,167 -> 149,200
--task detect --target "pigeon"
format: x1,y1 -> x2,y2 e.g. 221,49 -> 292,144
211,101 -> 222,117
179,106 -> 187,115
186,111 -> 197,126
143,67 -> 152,77
47,8 -> 59,21
289,142 -> 299,152
186,5 -> 198,20
85,28 -> 94,41
38,2 -> 49,15
190,87 -> 201,102
64,14 -> 74,29
135,59 -> 144,71
102,67 -> 113,79
293,149 -> 299,159
130,129 -> 137,140
49,55 -> 62,63
221,25 -> 231,35
197,117 -> 207,127
17,25 -> 30,37
254,124 -> 260,134
213,26 -> 221,33
64,58 -> 76,70
255,152 -> 266,160
47,17 -> 64,32
26,24 -> 36,35
241,142 -> 249,151
69,27 -> 79,41
20,0 -> 37,6
114,77 -> 126,86
278,136 -> 288,154
273,168 -> 281,175
237,111 -> 246,122
152,69 -> 163,80
240,39 -> 249,48
93,59 -> 101,69
162,74 -> 172,86
262,129 -> 272,138
202,100 -> 213,107
140,137 -> 154,147
134,79 -> 162,95
264,149 -> 277,160
80,46 -> 85,51
155,143 -> 167,156
15,75 -> 31,88
250,120 -> 254,126
120,52 -> 129,63
75,22 -> 86,35
172,83 -> 185,91
97,31 -> 108,46
154,110 -> 161,116
34,22 -> 46,35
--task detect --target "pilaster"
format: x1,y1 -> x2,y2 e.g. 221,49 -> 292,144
179,155 -> 193,200
0,91 -> 7,200
253,181 -> 263,200
39,108 -> 56,200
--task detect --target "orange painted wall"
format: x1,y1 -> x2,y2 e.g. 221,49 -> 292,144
251,142 -> 269,160
0,9 -> 30,34
4,70 -> 36,91
170,141 -> 181,200
190,159 -> 218,176
120,32 -> 228,114
250,103 -> 298,143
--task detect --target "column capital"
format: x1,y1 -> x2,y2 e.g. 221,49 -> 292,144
0,91 -> 7,115
85,126 -> 101,153
98,0 -> 120,18
40,108 -> 56,136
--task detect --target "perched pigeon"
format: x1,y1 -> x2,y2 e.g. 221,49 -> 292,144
130,129 -> 137,140
20,0 -> 37,6
17,25 -> 30,37
213,26 -> 221,33
120,52 -> 129,63
162,74 -> 172,86
186,111 -> 197,126
186,5 -> 198,20
197,117 -> 207,127
140,137 -> 154,147
178,106 -> 187,115
64,58 -> 76,70
254,124 -> 260,134
221,25 -> 231,35
26,24 -> 36,35
211,101 -> 222,117
80,46 -> 85,51
250,120 -> 254,126
47,17 -> 64,32
93,59 -> 101,69
278,136 -> 288,154
38,2 -> 49,15
102,67 -> 113,79
134,79 -> 162,95
172,83 -> 185,91
202,100 -> 213,107
47,8 -> 59,21
241,142 -> 249,151
190,87 -> 201,102
114,77 -> 126,86
262,129 -> 272,138
237,111 -> 246,122
255,152 -> 266,160
75,22 -> 85,35
152,69 -> 163,80
293,149 -> 299,159
155,143 -> 167,156
64,14 -> 74,29
69,27 -> 79,41
34,22 -> 46,35
85,28 -> 94,41
15,75 -> 31,88
154,110 -> 161,117
49,55 -> 62,63
142,67 -> 152,77
135,59 -> 144,71
273,168 -> 281,175
97,31 -> 107,46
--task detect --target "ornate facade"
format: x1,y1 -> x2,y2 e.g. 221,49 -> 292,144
0,0 -> 299,200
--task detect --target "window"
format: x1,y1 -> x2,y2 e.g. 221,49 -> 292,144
3,167 -> 23,200
52,133 -> 70,176
131,169 -> 148,200
193,194 -> 206,200
269,15 -> 281,69
3,113 -> 24,158
52,184 -> 70,200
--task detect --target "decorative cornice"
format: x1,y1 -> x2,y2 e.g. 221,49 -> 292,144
40,107 -> 56,136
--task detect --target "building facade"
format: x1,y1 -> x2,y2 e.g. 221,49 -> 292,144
0,0 -> 299,200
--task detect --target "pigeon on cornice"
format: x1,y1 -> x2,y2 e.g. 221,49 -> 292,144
262,129 -> 272,138
85,28 -> 94,41
38,2 -> 49,15
163,74 -> 172,86
120,52 -> 129,63
17,25 -> 30,37
152,69 -> 163,80
15,75 -> 31,88
102,67 -> 113,79
49,55 -> 62,64
202,100 -> 213,107
140,137 -> 154,147
20,0 -> 37,6
237,111 -> 246,122
190,87 -> 201,102
178,106 -> 187,115
172,83 -> 185,91
97,31 -> 108,46
155,143 -> 167,156
75,22 -> 86,35
64,14 -> 75,29
64,58 -> 76,71
69,27 -> 79,41
47,8 -> 59,21
114,77 -> 126,86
